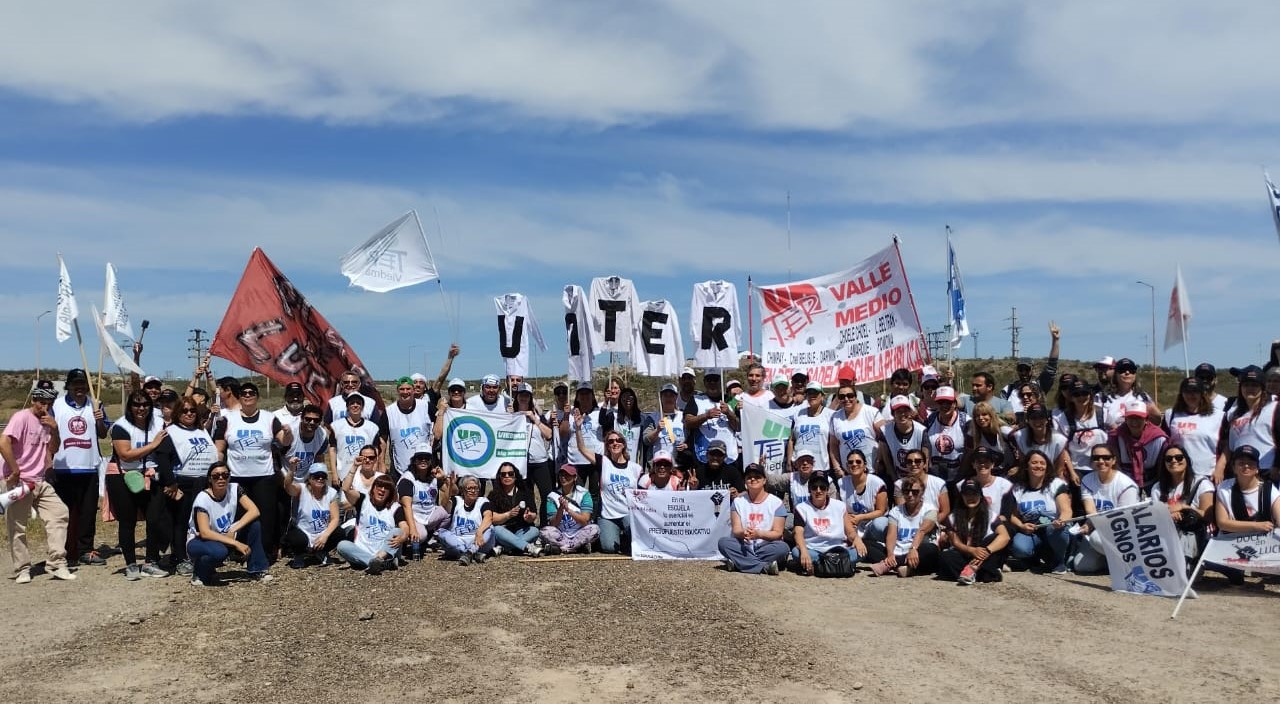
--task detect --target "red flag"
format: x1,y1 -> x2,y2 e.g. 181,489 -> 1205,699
211,248 -> 373,406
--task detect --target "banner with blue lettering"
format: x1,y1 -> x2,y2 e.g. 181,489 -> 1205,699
739,404 -> 792,477
629,489 -> 732,560
1087,500 -> 1191,598
442,408 -> 528,480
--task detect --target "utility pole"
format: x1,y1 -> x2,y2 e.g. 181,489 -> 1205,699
188,329 -> 207,380
1005,307 -> 1021,359
972,331 -> 980,359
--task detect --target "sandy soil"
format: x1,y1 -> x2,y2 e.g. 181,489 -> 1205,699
1,533 -> 1277,703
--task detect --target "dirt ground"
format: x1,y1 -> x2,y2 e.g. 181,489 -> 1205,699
1,522 -> 1277,704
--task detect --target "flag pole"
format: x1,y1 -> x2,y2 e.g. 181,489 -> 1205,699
1179,266 -> 1190,377
747,275 -> 755,363
1170,548 -> 1208,619
415,208 -> 458,342
945,225 -> 953,374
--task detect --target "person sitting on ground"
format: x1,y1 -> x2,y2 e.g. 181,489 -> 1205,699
1109,401 -> 1168,491
1150,444 -> 1213,571
1,381 -> 76,584
348,445 -> 386,504
540,465 -> 598,555
185,461 -> 272,586
280,464 -> 340,569
437,475 -> 495,565
791,473 -> 862,576
787,449 -> 820,511
894,448 -> 950,527
837,449 -> 889,544
939,478 -> 1012,584
695,439 -> 745,497
397,451 -> 451,558
336,466 -> 408,575
1071,445 -> 1141,574
487,461 -> 541,557
960,446 -> 1015,525
718,463 -> 789,575
1007,450 -> 1073,574
638,450 -> 684,490
1213,445 -> 1280,585
870,474 -> 939,577
576,421 -> 642,554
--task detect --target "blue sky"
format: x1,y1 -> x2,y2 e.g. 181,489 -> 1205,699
2,2 -> 1278,383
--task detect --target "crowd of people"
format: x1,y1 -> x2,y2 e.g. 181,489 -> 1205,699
3,327 -> 1278,589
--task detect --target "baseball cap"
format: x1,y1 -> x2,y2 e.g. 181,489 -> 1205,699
239,381 -> 259,396
725,379 -> 742,390
793,449 -> 816,462
31,380 -> 57,401
410,373 -> 428,383
804,381 -> 824,394
447,378 -> 466,391
557,463 -> 579,477
158,389 -> 179,403
1233,445 -> 1261,463
395,376 -> 414,387
680,367 -> 696,378
65,368 -> 88,384
515,382 -> 533,394
743,463 -> 766,478
1069,379 -> 1092,396
1123,402 -> 1148,419
1016,358 -> 1032,369
958,479 -> 982,495
703,370 -> 722,380
707,440 -> 728,455
553,380 -> 569,391
307,464 -> 329,479
1179,377 -> 1204,394
652,450 -> 675,465
1193,363 -> 1216,381
410,451 -> 433,464
972,446 -> 1001,464
771,375 -> 790,388
1230,365 -> 1263,384
481,374 -> 501,387
284,382 -> 305,397
920,365 -> 939,386
1115,358 -> 1139,374
935,386 -> 956,402
575,379 -> 594,391
344,393 -> 365,406
1025,403 -> 1049,419
1095,356 -> 1115,368
660,383 -> 678,394
890,395 -> 914,412
143,375 -> 162,388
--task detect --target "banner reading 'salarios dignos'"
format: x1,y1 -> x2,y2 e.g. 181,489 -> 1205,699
756,242 -> 926,385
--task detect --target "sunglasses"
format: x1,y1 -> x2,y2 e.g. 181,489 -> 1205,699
240,391 -> 258,398
1117,367 -> 1137,375
179,408 -> 198,415
1019,392 -> 1037,398
906,458 -> 926,464
210,472 -> 230,480
309,474 -> 327,481
837,393 -> 856,400
358,456 -> 377,462
606,438 -> 624,445
1090,455 -> 1115,462
498,471 -> 516,478
130,402 -> 150,408
810,486 -> 829,492
1164,454 -> 1186,463
302,417 -> 322,424
901,488 -> 922,495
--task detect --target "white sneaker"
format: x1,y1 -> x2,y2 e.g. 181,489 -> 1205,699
15,571 -> 32,585
49,566 -> 76,581
526,544 -> 542,557
124,564 -> 143,581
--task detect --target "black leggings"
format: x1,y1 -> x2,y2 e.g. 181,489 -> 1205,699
105,474 -> 170,565
53,472 -> 99,559
939,534 -> 1007,581
526,460 -> 555,525
282,526 -> 342,555
232,475 -> 280,558
167,475 -> 207,562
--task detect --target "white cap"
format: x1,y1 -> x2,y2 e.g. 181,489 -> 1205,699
447,378 -> 466,390
1124,401 -> 1148,419
890,395 -> 914,412
1097,356 -> 1115,367
681,367 -> 696,378
935,386 -> 956,402
410,373 -> 428,383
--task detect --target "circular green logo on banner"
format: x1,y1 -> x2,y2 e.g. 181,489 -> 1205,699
446,416 -> 495,469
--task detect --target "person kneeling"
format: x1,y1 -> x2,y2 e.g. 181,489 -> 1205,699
940,479 -> 1011,585
540,465 -> 598,555
791,473 -> 862,577
281,465 -> 341,569
336,468 -> 409,575
185,462 -> 272,586
718,463 -> 788,574
438,475 -> 496,565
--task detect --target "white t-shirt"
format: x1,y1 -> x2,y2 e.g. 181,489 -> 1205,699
1012,430 -> 1068,468
187,485 -> 240,545
882,421 -> 927,478
795,500 -> 848,552
829,404 -> 880,470
648,410 -> 686,462
1012,478 -> 1068,521
295,486 -> 338,542
1054,408 -> 1107,475
690,280 -> 741,369
448,496 -> 489,539
566,409 -> 603,466
352,494 -> 404,555
465,394 -> 507,413
1151,476 -> 1213,509
384,400 -> 434,473
546,485 -> 593,537
689,396 -> 739,463
329,417 -> 381,481
886,503 -> 937,556
925,412 -> 968,481
791,407 -> 835,472
1226,401 -> 1279,469
285,428 -> 329,483
589,275 -> 640,354
396,473 -> 442,525
220,412 -> 278,478
895,474 -> 947,513
1102,390 -> 1151,429
732,492 -> 786,549
973,476 -> 1013,517
738,391 -> 771,410
1164,410 -> 1224,480
631,299 -> 685,377
598,458 -> 643,521
1214,479 -> 1274,525
1080,471 -> 1141,513
327,393 -> 376,424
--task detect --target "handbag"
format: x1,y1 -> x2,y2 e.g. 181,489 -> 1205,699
814,546 -> 855,578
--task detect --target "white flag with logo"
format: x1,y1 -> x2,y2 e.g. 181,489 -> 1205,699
101,263 -> 134,338
441,408 -> 528,480
91,303 -> 144,376
739,404 -> 793,477
341,211 -> 439,292
1163,265 -> 1191,351
495,293 -> 546,378
1200,530 -> 1280,576
1087,500 -> 1192,598
55,254 -> 79,344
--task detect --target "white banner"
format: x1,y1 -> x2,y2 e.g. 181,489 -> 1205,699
340,211 -> 439,292
1201,530 -> 1280,575
102,262 -> 134,339
629,488 -> 732,560
91,303 -> 144,376
55,254 -> 79,344
1088,501 -> 1191,598
691,280 -> 740,369
757,241 -> 926,385
495,293 -> 546,378
441,408 -> 528,480
739,403 -> 792,477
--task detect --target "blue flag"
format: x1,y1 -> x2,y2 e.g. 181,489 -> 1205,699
947,232 -> 969,348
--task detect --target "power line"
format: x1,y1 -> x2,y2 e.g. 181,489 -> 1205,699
188,328 -> 208,368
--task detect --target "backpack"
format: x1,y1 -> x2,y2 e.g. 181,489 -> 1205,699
1230,480 -> 1275,524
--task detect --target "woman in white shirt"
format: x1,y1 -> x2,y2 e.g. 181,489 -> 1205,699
1161,378 -> 1224,482
436,475 -> 495,566
280,465 -> 340,569
336,468 -> 409,574
1150,444 -> 1213,570
939,479 -> 1011,585
791,473 -> 862,576
106,391 -> 169,580
718,464 -> 789,575
836,449 -> 888,544
576,421 -> 641,554
870,475 -> 940,578
185,461 -> 271,586
1071,446 -> 1141,575
1007,450 -> 1073,574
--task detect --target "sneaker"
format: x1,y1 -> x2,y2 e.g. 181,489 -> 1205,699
15,571 -> 32,585
249,572 -> 274,583
765,561 -> 780,576
543,544 -> 562,556
50,566 -> 76,581
896,565 -> 910,578
190,577 -> 204,587
141,563 -> 169,578
425,538 -> 440,553
722,559 -> 738,572
457,554 -> 472,567
319,553 -> 331,567
526,544 -> 543,557
79,551 -> 107,566
175,560 -> 194,576
492,545 -> 503,557
958,564 -> 977,585
288,557 -> 306,570
365,559 -> 385,576
869,560 -> 893,577
1051,565 -> 1068,575
124,564 -> 143,581
473,551 -> 488,564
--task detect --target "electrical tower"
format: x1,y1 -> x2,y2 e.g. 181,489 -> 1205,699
188,328 -> 208,368
972,331 -> 980,359
1005,308 -> 1020,359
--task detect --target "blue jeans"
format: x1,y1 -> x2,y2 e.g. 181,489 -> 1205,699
598,516 -> 630,554
493,525 -> 540,553
336,528 -> 403,568
186,521 -> 268,582
790,545 -> 861,567
717,537 -> 789,574
437,528 -> 495,557
1010,526 -> 1071,570
860,516 -> 889,543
